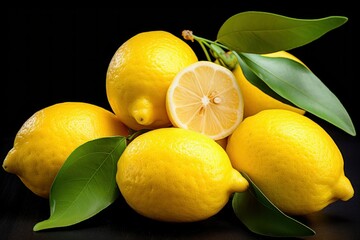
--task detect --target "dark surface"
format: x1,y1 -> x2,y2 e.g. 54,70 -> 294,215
3,6 -> 359,240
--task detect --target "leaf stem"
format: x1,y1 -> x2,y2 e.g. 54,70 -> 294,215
197,40 -> 212,61
181,30 -> 235,69
126,129 -> 150,144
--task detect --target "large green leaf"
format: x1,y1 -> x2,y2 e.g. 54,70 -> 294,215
232,172 -> 316,237
236,53 -> 356,136
33,136 -> 127,231
217,11 -> 347,54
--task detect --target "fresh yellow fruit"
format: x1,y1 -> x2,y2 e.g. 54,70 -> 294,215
106,30 -> 198,131
2,102 -> 129,198
166,61 -> 244,140
116,127 -> 249,222
226,109 -> 354,215
233,51 -> 306,118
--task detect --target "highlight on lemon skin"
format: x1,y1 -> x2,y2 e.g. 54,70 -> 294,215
106,30 -> 198,131
2,102 -> 129,198
166,61 -> 244,140
116,127 -> 248,222
226,109 -> 354,215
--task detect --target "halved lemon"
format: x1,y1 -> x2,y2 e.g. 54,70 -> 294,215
166,61 -> 244,140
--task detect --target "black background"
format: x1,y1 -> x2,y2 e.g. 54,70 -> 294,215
2,5 -> 359,240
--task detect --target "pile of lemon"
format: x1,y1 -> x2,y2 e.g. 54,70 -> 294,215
3,30 -> 354,222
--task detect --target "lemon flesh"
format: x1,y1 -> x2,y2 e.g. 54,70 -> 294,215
166,61 -> 244,140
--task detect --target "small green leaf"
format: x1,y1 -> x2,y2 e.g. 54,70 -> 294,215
236,53 -> 356,136
33,136 -> 127,231
232,172 -> 316,237
217,11 -> 347,54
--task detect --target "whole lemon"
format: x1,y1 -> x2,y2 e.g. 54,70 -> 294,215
3,102 -> 129,198
233,51 -> 306,118
106,30 -> 198,131
116,127 -> 249,222
226,109 -> 354,215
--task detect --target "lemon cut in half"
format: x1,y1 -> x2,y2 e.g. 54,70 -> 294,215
166,61 -> 244,140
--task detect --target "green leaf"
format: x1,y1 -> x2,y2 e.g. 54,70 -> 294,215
236,53 -> 356,136
235,54 -> 295,107
217,11 -> 347,54
232,172 -> 316,237
33,136 -> 127,231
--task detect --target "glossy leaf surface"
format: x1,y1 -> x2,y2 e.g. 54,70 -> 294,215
33,136 -> 127,231
236,53 -> 355,136
232,172 -> 316,237
217,11 -> 347,54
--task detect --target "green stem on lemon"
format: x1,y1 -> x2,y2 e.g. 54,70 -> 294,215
181,30 -> 237,70
126,129 -> 150,144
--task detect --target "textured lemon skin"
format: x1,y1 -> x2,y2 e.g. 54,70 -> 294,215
226,109 -> 354,215
3,102 -> 129,198
106,31 -> 198,131
233,51 -> 306,118
116,127 -> 248,222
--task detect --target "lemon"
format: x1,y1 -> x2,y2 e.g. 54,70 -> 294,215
116,127 -> 249,222
233,51 -> 306,118
226,109 -> 354,215
2,102 -> 129,198
106,30 -> 198,131
166,61 -> 244,140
